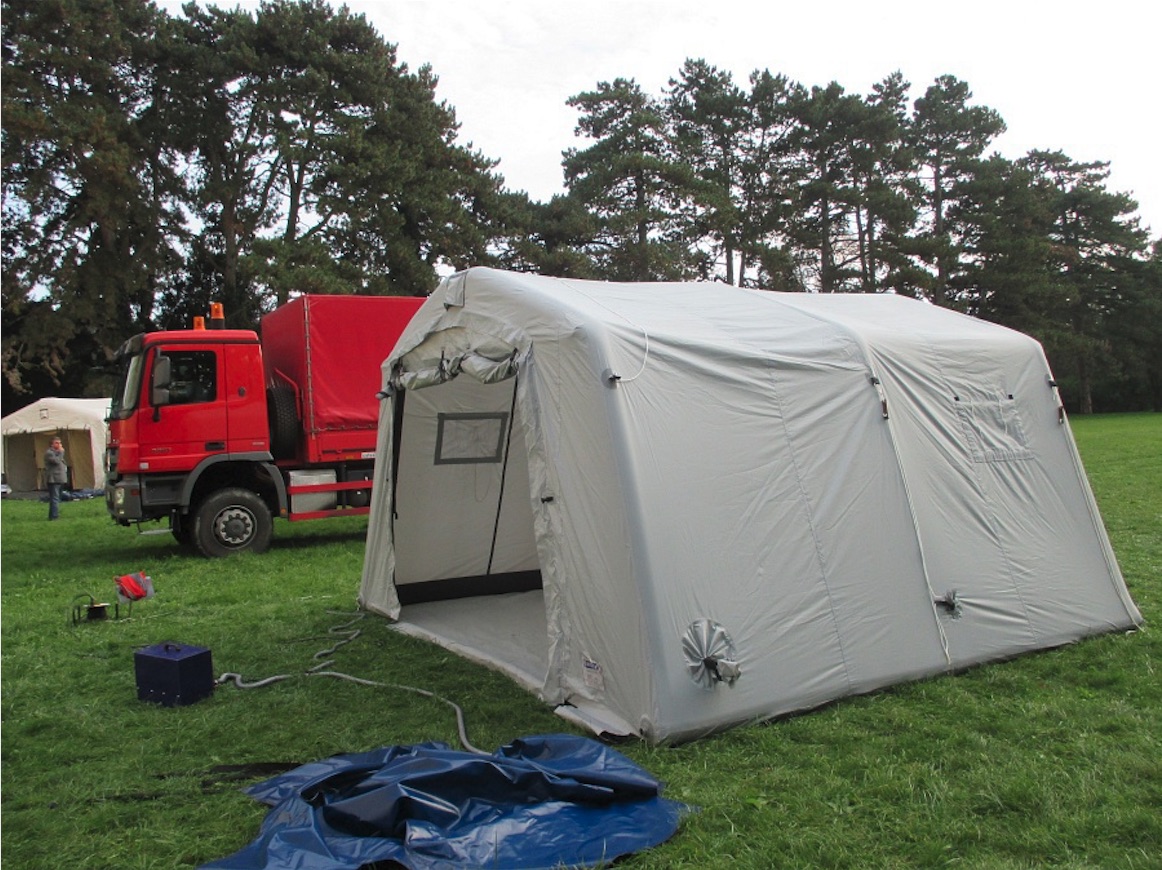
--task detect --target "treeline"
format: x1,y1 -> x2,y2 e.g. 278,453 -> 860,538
3,0 -> 1159,414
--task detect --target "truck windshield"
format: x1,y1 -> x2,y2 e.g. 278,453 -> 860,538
109,350 -> 146,419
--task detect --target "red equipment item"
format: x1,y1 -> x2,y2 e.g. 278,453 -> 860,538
116,571 -> 154,607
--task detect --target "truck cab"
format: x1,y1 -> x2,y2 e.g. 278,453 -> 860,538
105,295 -> 426,556
106,323 -> 281,555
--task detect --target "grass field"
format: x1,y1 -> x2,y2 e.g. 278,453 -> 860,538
2,413 -> 1159,868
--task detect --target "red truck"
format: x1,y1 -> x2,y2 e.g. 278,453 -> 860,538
105,294 -> 424,556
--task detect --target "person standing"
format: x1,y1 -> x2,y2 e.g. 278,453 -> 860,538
44,435 -> 67,520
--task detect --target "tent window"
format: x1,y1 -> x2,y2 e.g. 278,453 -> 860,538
952,386 -> 1032,463
434,412 -> 509,465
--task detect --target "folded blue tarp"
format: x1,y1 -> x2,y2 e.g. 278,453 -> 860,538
202,734 -> 688,869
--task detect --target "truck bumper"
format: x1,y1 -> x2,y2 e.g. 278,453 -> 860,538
107,475 -> 144,524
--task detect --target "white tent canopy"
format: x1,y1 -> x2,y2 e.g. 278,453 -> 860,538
1,397 -> 110,491
359,268 -> 1141,744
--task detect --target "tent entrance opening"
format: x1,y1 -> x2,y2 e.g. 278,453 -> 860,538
391,376 -> 548,689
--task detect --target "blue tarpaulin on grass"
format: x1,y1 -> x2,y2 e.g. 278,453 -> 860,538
202,734 -> 688,870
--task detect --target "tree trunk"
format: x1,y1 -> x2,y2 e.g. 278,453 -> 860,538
1077,353 -> 1094,415
855,207 -> 869,291
222,204 -> 239,303
820,194 -> 833,293
635,169 -> 649,280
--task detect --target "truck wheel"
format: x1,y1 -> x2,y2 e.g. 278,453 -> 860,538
267,384 -> 299,460
192,488 -> 273,557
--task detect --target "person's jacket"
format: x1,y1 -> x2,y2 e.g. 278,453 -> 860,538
44,447 -> 67,485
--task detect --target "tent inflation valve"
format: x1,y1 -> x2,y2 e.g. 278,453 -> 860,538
682,619 -> 741,689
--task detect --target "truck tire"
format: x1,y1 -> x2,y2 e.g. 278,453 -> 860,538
192,488 -> 273,557
267,384 -> 299,460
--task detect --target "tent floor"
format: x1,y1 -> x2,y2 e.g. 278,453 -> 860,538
391,590 -> 548,692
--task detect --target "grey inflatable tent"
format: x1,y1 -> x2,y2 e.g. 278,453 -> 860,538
359,267 -> 1141,744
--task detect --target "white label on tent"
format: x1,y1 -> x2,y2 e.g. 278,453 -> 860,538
583,656 -> 605,692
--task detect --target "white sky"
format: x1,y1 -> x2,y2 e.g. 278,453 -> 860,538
168,0 -> 1162,239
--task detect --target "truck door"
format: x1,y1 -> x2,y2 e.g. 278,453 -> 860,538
222,341 -> 269,454
141,345 -> 228,473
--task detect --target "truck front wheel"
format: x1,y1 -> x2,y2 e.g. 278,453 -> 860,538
192,488 -> 273,557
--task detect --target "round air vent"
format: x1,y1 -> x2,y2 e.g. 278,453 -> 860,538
681,619 -> 741,689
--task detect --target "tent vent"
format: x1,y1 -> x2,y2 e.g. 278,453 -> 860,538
682,619 -> 741,689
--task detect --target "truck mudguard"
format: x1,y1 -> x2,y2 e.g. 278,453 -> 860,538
178,453 -> 287,514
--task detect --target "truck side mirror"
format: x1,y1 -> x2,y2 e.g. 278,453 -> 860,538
151,355 -> 172,413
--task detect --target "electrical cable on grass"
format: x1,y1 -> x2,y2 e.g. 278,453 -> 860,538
215,611 -> 488,756
216,672 -> 294,689
307,670 -> 485,756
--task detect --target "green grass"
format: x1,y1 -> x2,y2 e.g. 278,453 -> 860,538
2,412 -> 1160,868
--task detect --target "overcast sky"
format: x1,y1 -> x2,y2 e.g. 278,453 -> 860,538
168,0 -> 1162,239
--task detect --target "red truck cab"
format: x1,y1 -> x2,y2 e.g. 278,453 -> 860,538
105,295 -> 424,556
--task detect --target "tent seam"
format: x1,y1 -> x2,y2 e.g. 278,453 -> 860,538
871,368 -> 954,667
766,357 -> 856,694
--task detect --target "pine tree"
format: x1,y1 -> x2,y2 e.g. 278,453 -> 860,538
564,78 -> 695,281
1022,151 -> 1149,412
909,75 -> 1005,305
666,59 -> 747,283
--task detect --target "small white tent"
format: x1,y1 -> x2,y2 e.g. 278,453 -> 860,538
359,267 -> 1141,744
1,397 -> 110,491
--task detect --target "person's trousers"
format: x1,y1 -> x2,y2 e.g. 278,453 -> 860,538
48,482 -> 63,520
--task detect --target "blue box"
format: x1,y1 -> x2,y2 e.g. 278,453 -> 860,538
134,642 -> 214,707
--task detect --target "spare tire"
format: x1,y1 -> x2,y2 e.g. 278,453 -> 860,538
267,383 -> 299,460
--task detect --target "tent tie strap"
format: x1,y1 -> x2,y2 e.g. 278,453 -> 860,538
869,376 -> 889,418
934,590 -> 962,619
1048,377 -> 1066,423
701,656 -> 741,685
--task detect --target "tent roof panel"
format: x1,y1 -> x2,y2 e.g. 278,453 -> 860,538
1,397 -> 110,435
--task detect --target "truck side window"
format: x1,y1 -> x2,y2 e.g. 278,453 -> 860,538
167,351 -> 217,405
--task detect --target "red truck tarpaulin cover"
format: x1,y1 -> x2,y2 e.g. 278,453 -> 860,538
201,734 -> 688,870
